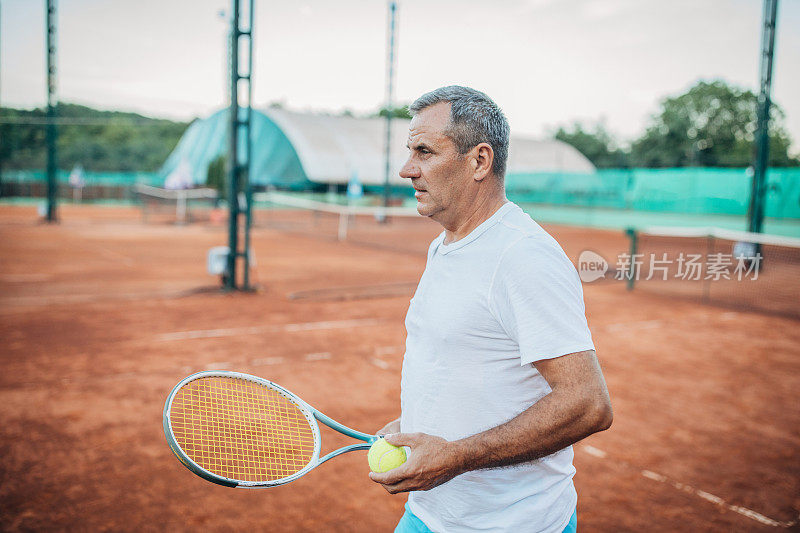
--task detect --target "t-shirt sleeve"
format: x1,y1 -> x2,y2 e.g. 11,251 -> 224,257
488,236 -> 595,365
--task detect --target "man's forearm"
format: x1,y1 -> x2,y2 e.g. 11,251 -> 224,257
371,351 -> 612,494
448,382 -> 612,475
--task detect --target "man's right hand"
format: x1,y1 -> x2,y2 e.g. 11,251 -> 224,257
376,418 -> 401,436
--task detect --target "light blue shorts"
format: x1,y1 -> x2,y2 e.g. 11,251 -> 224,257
395,502 -> 578,533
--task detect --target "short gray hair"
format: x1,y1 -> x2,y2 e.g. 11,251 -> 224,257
409,85 -> 510,177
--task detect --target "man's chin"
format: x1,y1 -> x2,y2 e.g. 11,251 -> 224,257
415,202 -> 439,219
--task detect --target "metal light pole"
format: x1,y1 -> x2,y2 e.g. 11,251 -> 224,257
0,0 -> 3,196
46,0 -> 58,222
747,0 -> 778,235
381,1 -> 397,216
224,0 -> 255,291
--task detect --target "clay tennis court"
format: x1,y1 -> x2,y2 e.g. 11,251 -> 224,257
0,204 -> 797,531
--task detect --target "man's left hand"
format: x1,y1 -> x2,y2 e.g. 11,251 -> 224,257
368,432 -> 463,493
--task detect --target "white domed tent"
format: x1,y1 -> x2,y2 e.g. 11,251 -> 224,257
160,107 -> 594,190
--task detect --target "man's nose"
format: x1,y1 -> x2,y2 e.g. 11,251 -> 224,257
399,158 -> 419,180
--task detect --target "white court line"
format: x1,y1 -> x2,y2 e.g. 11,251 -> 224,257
581,447 -> 794,528
582,445 -> 607,458
206,361 -> 232,370
155,317 -> 385,342
156,325 -> 264,341
60,372 -> 138,384
305,352 -> 332,361
370,358 -> 390,370
375,346 -> 401,356
639,469 -> 785,527
250,357 -> 284,366
283,319 -> 381,332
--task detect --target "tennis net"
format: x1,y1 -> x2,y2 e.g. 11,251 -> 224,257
134,184 -> 218,224
624,226 -> 800,318
253,191 -> 439,255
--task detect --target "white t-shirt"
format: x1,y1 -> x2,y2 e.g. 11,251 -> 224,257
401,202 -> 595,533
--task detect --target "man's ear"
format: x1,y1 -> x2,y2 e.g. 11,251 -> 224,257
472,143 -> 494,182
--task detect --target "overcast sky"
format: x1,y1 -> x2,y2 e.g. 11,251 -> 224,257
2,0 -> 799,153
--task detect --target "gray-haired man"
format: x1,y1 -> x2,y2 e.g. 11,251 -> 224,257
370,86 -> 613,533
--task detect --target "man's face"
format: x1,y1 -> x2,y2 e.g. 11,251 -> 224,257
400,102 -> 475,225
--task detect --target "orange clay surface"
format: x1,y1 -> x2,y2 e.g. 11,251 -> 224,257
0,204 -> 798,532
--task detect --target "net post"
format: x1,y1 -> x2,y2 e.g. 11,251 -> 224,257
337,211 -> 349,241
177,190 -> 187,224
142,195 -> 149,223
625,228 -> 637,291
702,234 -> 714,304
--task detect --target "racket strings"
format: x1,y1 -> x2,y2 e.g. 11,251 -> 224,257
169,376 -> 316,482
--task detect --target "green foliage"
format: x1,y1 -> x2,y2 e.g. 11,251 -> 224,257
376,105 -> 411,120
554,122 -> 629,168
206,155 -> 227,199
0,103 -> 189,172
555,79 -> 799,169
629,80 -> 798,167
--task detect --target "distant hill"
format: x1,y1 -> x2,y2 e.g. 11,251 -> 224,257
0,103 -> 191,172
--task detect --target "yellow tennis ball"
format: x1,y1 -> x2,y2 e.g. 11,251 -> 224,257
368,437 -> 407,473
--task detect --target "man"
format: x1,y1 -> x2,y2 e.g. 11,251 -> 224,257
369,86 -> 613,533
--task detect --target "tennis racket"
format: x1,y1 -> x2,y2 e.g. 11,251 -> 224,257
163,370 -> 378,488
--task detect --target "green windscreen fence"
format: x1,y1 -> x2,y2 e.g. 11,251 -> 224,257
4,167 -> 800,222
1,169 -> 161,186
505,168 -> 800,219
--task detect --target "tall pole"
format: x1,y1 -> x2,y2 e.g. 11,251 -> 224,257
225,0 -> 240,290
242,0 -> 254,290
747,0 -> 778,235
225,0 -> 254,291
46,0 -> 58,222
0,0 -> 4,196
381,1 -> 397,214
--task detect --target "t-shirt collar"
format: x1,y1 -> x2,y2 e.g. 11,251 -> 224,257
437,202 -> 517,255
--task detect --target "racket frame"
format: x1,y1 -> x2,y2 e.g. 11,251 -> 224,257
163,370 -> 378,488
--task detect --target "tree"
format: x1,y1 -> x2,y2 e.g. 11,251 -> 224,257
554,122 -> 629,168
629,80 -> 799,167
376,105 -> 411,120
206,155 -> 227,200
0,103 -> 190,172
